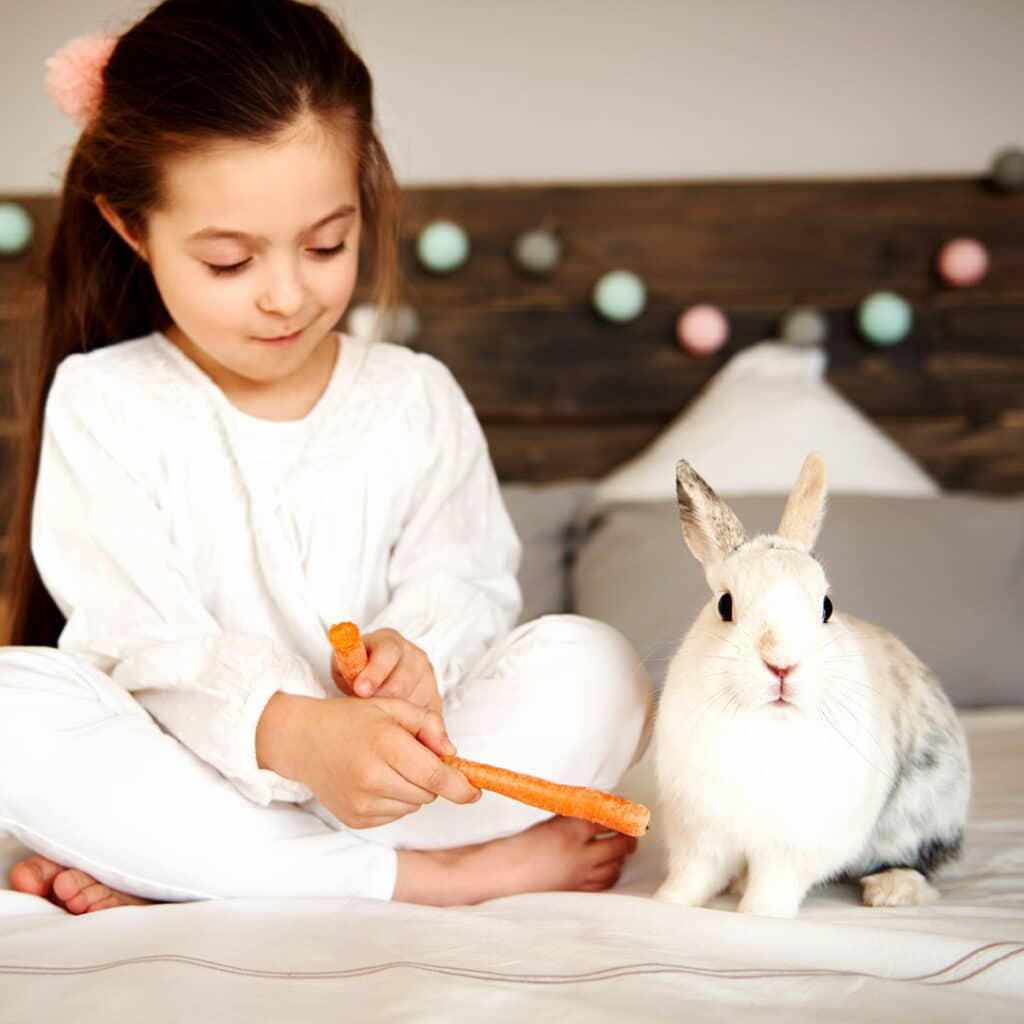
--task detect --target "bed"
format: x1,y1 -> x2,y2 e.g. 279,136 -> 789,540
0,177 -> 1022,1020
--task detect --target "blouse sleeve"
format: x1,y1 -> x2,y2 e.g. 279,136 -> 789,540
30,360 -> 330,806
362,355 -> 522,698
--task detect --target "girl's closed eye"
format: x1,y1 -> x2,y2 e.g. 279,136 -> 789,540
204,242 -> 348,277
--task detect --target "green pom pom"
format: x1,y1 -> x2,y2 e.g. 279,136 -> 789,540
858,291 -> 912,346
417,220 -> 469,274
593,270 -> 646,324
0,202 -> 33,256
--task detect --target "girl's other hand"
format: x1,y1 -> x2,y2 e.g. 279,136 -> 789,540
257,693 -> 480,830
332,627 -> 441,714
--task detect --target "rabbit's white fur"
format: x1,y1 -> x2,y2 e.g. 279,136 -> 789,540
654,453 -> 969,918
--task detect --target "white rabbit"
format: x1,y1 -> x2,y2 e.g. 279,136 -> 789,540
654,452 -> 970,918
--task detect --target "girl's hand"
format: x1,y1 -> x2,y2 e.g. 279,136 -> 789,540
331,628 -> 442,714
257,693 -> 481,830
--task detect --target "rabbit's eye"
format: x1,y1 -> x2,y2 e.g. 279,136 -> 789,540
823,595 -> 834,622
717,592 -> 733,622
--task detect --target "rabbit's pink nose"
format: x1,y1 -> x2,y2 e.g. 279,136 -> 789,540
764,661 -> 797,681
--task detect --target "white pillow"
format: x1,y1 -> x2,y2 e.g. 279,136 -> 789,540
594,341 -> 939,502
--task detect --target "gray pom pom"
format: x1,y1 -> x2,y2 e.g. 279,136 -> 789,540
992,147 -> 1024,192
512,228 -> 562,276
780,307 -> 829,347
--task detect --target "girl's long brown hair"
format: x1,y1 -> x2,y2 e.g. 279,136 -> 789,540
4,0 -> 399,647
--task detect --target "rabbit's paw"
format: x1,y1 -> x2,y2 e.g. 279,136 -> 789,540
860,868 -> 938,908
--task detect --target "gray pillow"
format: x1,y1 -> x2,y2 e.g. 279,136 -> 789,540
501,480 -> 595,623
571,494 -> 1024,708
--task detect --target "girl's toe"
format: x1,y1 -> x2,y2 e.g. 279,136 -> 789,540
52,868 -> 96,904
9,855 -> 60,896
77,881 -> 115,910
86,894 -> 122,913
62,892 -> 91,915
589,860 -> 624,888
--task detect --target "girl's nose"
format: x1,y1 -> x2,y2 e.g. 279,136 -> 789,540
258,265 -> 306,318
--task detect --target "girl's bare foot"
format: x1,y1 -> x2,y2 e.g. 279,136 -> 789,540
394,815 -> 640,906
9,816 -> 636,911
9,854 -> 150,914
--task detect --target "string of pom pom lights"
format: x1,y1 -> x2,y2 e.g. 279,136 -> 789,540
407,206 -> 1001,358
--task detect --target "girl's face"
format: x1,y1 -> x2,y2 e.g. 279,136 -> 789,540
104,114 -> 362,408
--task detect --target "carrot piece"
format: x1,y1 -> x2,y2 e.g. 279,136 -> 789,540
442,754 -> 650,837
327,622 -> 650,836
328,621 -> 369,683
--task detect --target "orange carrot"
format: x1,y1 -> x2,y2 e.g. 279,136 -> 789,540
328,621 -> 369,683
442,754 -> 650,837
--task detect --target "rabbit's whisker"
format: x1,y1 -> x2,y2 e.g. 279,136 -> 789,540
702,681 -> 735,709
824,694 -> 889,761
817,705 -> 897,785
691,626 -> 747,656
825,672 -> 882,697
809,623 -> 862,657
641,635 -> 687,660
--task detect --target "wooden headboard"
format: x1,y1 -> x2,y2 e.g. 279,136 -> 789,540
392,178 -> 1023,491
2,178 -> 1022,536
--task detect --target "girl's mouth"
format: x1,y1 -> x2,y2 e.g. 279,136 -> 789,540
258,325 -> 306,344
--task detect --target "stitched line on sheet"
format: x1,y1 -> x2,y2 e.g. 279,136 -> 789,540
0,941 -> 1021,986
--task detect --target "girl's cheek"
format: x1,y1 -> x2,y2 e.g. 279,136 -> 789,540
327,260 -> 360,303
188,285 -> 255,333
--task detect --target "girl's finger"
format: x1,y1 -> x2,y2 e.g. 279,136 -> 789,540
354,638 -> 403,697
355,807 -> 422,829
376,765 -> 438,807
352,675 -> 379,698
387,728 -> 480,805
352,799 -> 425,828
383,699 -> 458,760
374,668 -> 415,699
379,665 -> 435,706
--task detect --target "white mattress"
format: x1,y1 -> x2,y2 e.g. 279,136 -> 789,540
1,708 -> 1021,1022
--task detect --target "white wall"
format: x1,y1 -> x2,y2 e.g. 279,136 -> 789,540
3,0 -> 1022,193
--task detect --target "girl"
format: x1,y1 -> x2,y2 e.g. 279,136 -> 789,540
1,0 -> 651,912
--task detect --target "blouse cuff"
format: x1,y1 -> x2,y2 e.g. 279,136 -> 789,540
115,636 -> 331,807
228,648 -> 330,806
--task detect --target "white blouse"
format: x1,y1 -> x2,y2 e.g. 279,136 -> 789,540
31,333 -> 522,805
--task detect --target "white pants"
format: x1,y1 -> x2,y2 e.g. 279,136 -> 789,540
0,615 -> 651,902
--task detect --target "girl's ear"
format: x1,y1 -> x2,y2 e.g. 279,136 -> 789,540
777,452 -> 828,547
95,195 -> 148,261
675,459 -> 746,566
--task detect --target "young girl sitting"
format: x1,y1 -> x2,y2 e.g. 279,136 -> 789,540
1,0 -> 651,912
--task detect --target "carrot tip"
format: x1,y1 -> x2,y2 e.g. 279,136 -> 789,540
328,621 -> 362,652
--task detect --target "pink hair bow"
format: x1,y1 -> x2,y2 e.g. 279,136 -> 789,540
45,33 -> 118,128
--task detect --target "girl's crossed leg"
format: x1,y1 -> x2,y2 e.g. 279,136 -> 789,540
4,616 -> 652,912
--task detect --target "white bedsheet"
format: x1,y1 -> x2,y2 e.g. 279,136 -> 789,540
1,709 -> 1021,1022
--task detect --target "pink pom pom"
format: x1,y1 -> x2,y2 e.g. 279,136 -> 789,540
677,304 -> 729,357
45,33 -> 118,127
936,238 -> 989,288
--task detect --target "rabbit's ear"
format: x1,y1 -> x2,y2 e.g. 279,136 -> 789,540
777,452 -> 828,547
675,459 -> 746,566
